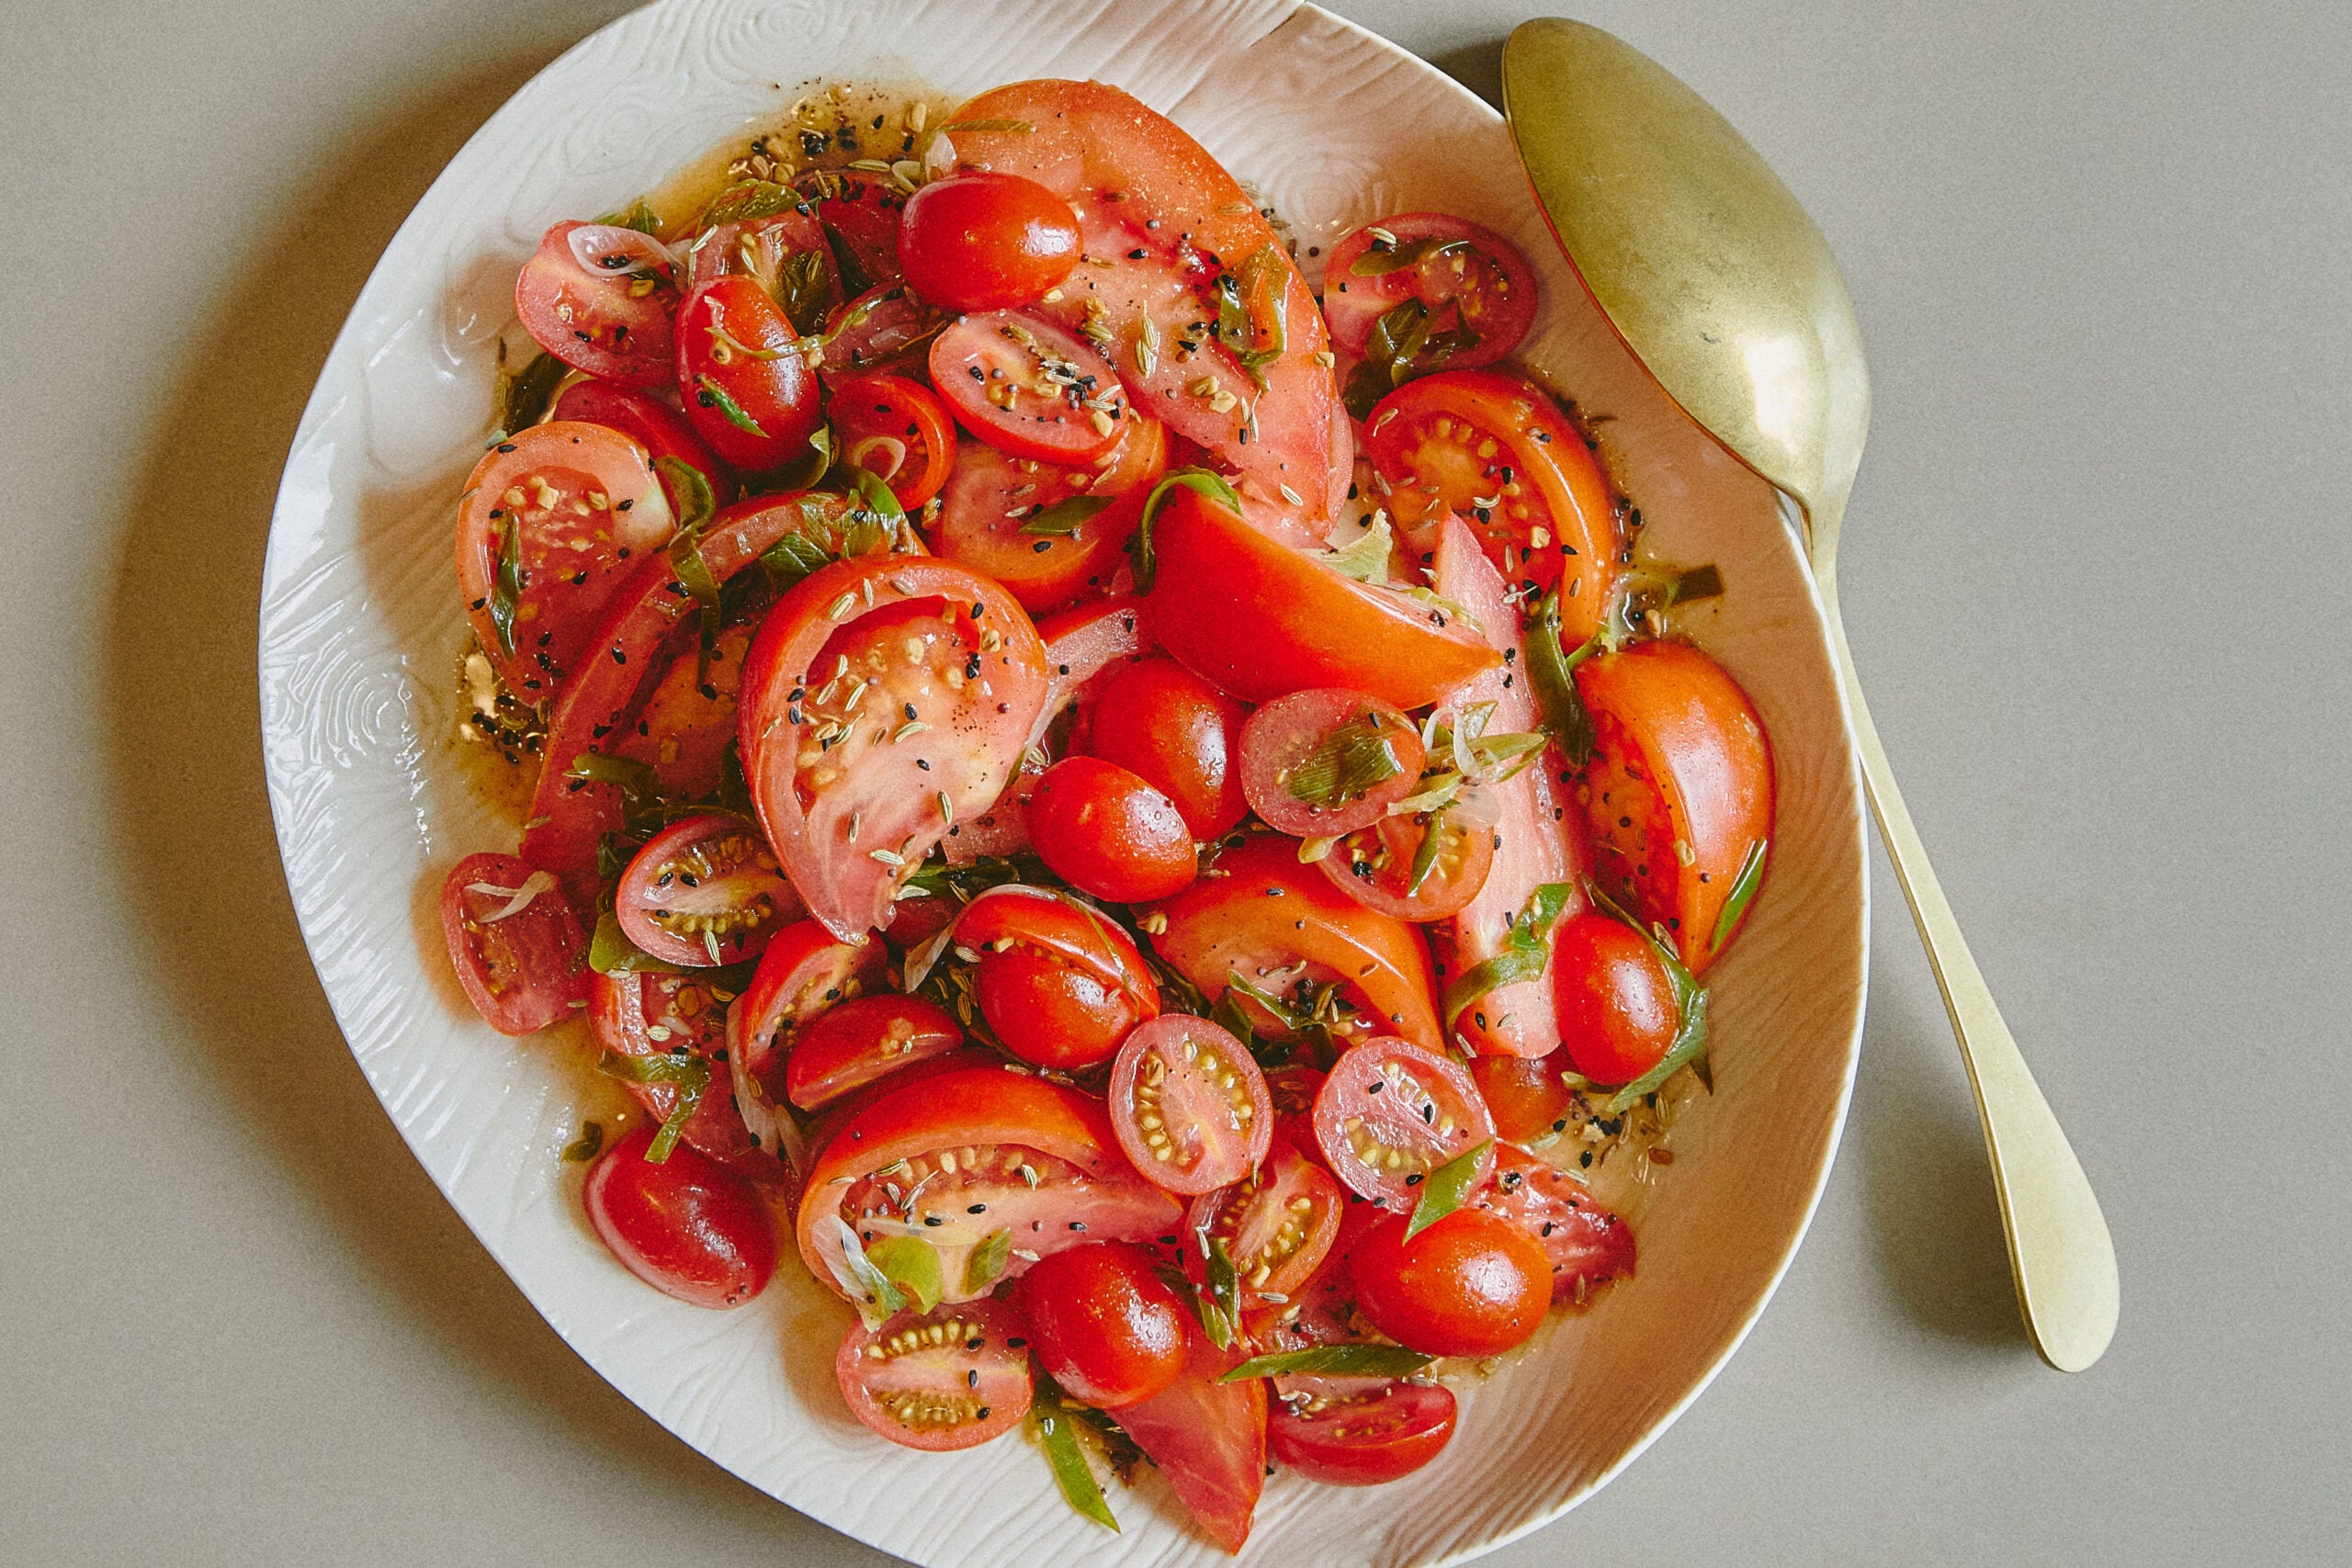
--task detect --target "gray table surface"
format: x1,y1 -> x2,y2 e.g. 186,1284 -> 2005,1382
5,0 -> 2345,1562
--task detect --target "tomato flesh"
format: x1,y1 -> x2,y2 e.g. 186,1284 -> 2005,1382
1238,688 -> 1425,838
1312,1037 -> 1495,1207
1108,1015 -> 1272,1196
1012,1241 -> 1189,1408
591,968 -> 768,1169
899,172 -> 1082,310
783,993 -> 963,1111
1322,212 -> 1536,371
615,811 -> 800,967
1110,1321 -> 1266,1553
1269,1380 -> 1457,1485
1322,807 -> 1496,922
1468,1145 -> 1636,1303
514,220 -> 677,387
605,619 -> 753,802
830,372 -> 956,509
1349,1206 -> 1550,1358
836,1300 -> 1031,1451
1024,756 -> 1196,902
583,1126 -> 775,1309
1185,1140 -> 1343,1303
438,853 -> 587,1035
929,431 -> 1158,615
822,284 -> 951,378
1084,655 -> 1247,838
1468,1054 -> 1575,1144
930,308 -> 1129,464
675,276 -> 824,472
551,379 -> 735,509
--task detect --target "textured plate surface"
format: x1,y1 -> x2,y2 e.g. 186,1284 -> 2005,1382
258,2 -> 1867,1562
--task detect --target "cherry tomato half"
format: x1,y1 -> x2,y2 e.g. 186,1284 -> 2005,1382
820,284 -> 952,378
1468,1053 -> 1575,1145
514,220 -> 678,388
1467,1145 -> 1636,1304
1013,1240 -> 1190,1408
1322,212 -> 1536,372
1551,909 -> 1681,1085
1238,688 -> 1426,839
1085,655 -> 1248,839
930,417 -> 1165,615
782,992 -> 963,1111
1349,1206 -> 1550,1358
1108,1015 -> 1273,1196
550,379 -> 735,510
1185,1140 -> 1343,1303
929,308 -> 1129,464
582,1125 -> 775,1309
615,812 -> 801,968
1312,1037 -> 1495,1206
956,886 -> 1161,1070
1321,805 -> 1496,922
835,1299 -> 1032,1450
438,853 -> 587,1035
899,171 -> 1082,311
1025,756 -> 1197,903
591,967 -> 769,1169
675,276 -> 823,472
829,372 -> 956,510
1268,1380 -> 1458,1486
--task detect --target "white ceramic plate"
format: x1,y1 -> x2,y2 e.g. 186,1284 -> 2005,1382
259,1 -> 1867,1562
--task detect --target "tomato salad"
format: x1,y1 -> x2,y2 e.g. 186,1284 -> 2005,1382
436,78 -> 1773,1553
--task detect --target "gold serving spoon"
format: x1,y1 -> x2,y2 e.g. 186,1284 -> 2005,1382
1499,17 -> 2117,1371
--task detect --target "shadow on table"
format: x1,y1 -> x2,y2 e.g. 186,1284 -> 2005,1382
98,48 -> 896,1563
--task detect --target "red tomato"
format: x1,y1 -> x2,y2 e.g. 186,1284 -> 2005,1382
684,206 -> 837,309
1321,807 -> 1496,922
614,812 -> 801,968
1367,371 -> 1619,638
899,172 -> 1082,310
1349,1207 -> 1549,1358
929,433 -> 1151,615
929,308 -> 1131,464
1085,655 -> 1248,838
1551,910 -> 1680,1084
514,220 -> 677,388
821,284 -> 951,378
1025,757 -> 1197,902
1108,1015 -> 1272,1196
1322,212 -> 1537,371
1111,1320 -> 1267,1553
802,173 -> 905,289
1238,688 -> 1425,838
829,373 -> 956,509
1468,1145 -> 1636,1303
1468,1054 -> 1575,1144
1577,640 -> 1774,974
956,886 -> 1160,1070
1148,834 -> 1442,1052
736,556 -> 1048,941
437,853 -> 587,1035
796,1066 -> 1184,1307
727,919 -> 888,1157
1268,1381 -> 1457,1485
1142,486 -> 1498,709
949,81 -> 1346,525
591,968 -> 769,1168
674,276 -> 823,472
835,1299 -> 1031,1450
550,379 -> 735,508
1012,1241 -> 1189,1408
583,1126 -> 775,1309
1185,1140 -> 1343,1303
783,993 -> 963,1111
1425,516 -> 1585,1058
1312,1037 -> 1496,1207
604,619 -> 753,803
454,422 -> 674,697
1032,597 -> 1153,743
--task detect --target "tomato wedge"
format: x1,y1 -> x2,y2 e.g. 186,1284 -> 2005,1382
1268,1381 -> 1457,1486
1468,1145 -> 1636,1304
1575,639 -> 1773,973
782,993 -> 962,1111
835,1299 -> 1031,1451
1107,1015 -> 1272,1196
737,555 -> 1048,940
805,172 -> 906,290
1312,1037 -> 1496,1207
613,812 -> 799,968
1148,834 -> 1442,1053
929,308 -> 1130,464
455,422 -> 674,698
797,1066 -> 1184,1308
1112,1320 -> 1266,1553
437,853 -> 587,1034
1185,1140 -> 1343,1303
514,220 -> 677,387
1238,688 -> 1425,838
1322,212 -> 1536,371
830,372 -> 956,510
604,619 -> 752,802
1142,487 -> 1497,708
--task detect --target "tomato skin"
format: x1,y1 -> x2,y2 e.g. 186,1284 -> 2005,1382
1575,639 -> 1773,974
1469,1145 -> 1636,1303
1469,1054 -> 1575,1144
899,172 -> 1083,310
1025,757 -> 1197,902
1321,807 -> 1496,923
829,372 -> 956,509
782,993 -> 962,1111
1013,1241 -> 1190,1408
1108,1016 -> 1273,1197
821,284 -> 951,378
1349,1207 -> 1551,1358
929,308 -> 1130,464
930,434 -> 1150,615
582,1126 -> 775,1309
1322,212 -> 1537,371
514,220 -> 677,387
437,854 -> 587,1035
550,379 -> 735,507
1238,689 -> 1426,839
614,812 -> 800,968
1550,910 -> 1680,1084
726,919 -> 888,1164
1085,656 -> 1247,838
1311,1038 -> 1496,1206
807,173 -> 907,290
591,968 -> 773,1169
1268,1381 -> 1458,1485
835,1299 -> 1032,1451
1110,1320 -> 1266,1553
961,885 -> 1160,1070
674,276 -> 823,472
1184,1140 -> 1343,1302
1142,487 -> 1498,709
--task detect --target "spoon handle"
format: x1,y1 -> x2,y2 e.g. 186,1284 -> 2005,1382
1820,588 -> 2120,1371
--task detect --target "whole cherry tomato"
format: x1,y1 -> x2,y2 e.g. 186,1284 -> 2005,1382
1348,1207 -> 1551,1359
1025,756 -> 1198,902
899,171 -> 1082,310
1014,1241 -> 1191,1408
1085,656 -> 1249,838
1551,910 -> 1680,1085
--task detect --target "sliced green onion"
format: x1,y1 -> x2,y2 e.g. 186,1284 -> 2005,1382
1019,493 -> 1114,537
1200,1235 -> 1240,1350
695,374 -> 769,437
1218,1343 -> 1434,1383
1709,838 -> 1770,954
843,463 -> 905,526
1527,587 -> 1601,764
937,118 -> 1035,133
593,1049 -> 709,1162
828,1216 -> 906,1322
701,180 -> 801,226
864,1235 -> 944,1314
492,349 -> 568,443
964,1228 -> 1014,1295
1439,882 -> 1573,1029
1285,715 -> 1404,807
586,910 -> 685,976
488,513 -> 524,658
1406,1137 -> 1493,1240
773,248 -> 831,335
1034,1406 -> 1119,1532
1604,987 -> 1710,1114
1224,971 -> 1306,1032
1405,808 -> 1450,897
1320,513 -> 1395,583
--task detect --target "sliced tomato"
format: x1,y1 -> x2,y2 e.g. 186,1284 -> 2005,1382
929,308 -> 1130,464
1427,515 -> 1586,1056
1012,1240 -> 1189,1408
1107,1016 -> 1272,1196
1268,1380 -> 1457,1486
1349,1206 -> 1549,1358
675,276 -> 824,472
437,853 -> 587,1034
727,919 -> 888,1161
1148,834 -> 1442,1053
684,205 -> 837,314
783,993 -> 963,1111
821,284 -> 951,378
1366,371 -> 1619,637
514,220 -> 677,388
1322,806 -> 1496,923
1468,1145 -> 1636,1303
1237,688 -> 1425,838
1024,756 -> 1196,902
930,437 -> 1140,615
583,1125 -> 775,1309
550,379 -> 736,509
830,373 -> 956,510
949,81 -> 1345,527
614,811 -> 800,967
899,172 -> 1082,311
1084,654 -> 1248,839
835,1299 -> 1031,1451
807,173 -> 906,290
1322,212 -> 1536,371
589,967 -> 766,1168
737,555 -> 1048,940
455,422 -> 674,698
1576,639 -> 1773,973
1112,1319 -> 1266,1554
1468,1053 -> 1575,1144
1312,1037 -> 1495,1207
956,885 -> 1160,1070
1141,487 -> 1497,708
797,1066 -> 1185,1308
1185,1141 -> 1343,1304
605,619 -> 752,802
